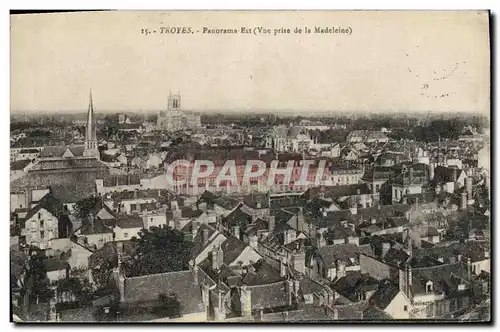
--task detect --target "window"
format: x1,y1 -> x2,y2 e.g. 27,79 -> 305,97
38,213 -> 41,219
362,292 -> 367,300
404,305 -> 408,312
426,282 -> 433,293
40,231 -> 44,239
375,184 -> 380,193
40,220 -> 44,228
124,233 -> 129,238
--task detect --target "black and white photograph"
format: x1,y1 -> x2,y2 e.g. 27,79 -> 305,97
9,10 -> 491,323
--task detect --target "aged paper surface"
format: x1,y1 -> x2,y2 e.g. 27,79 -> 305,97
10,11 -> 490,323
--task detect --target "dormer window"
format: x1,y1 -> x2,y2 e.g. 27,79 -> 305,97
426,281 -> 433,293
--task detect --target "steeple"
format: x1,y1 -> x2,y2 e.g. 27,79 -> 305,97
83,89 -> 100,159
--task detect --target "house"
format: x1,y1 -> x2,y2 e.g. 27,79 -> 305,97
111,266 -> 210,322
369,279 -> 412,319
15,148 -> 41,162
391,163 -> 429,203
19,193 -> 70,249
45,238 -> 94,270
347,130 -> 389,144
332,271 -> 379,302
113,214 -> 144,241
432,166 -> 467,194
43,258 -> 70,283
399,262 -> 475,319
310,243 -> 373,281
74,208 -> 115,250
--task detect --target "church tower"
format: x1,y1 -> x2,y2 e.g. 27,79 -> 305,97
83,89 -> 100,160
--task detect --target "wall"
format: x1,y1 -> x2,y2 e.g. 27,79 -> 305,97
81,232 -> 114,249
22,208 -> 58,249
472,259 -> 490,274
47,269 -> 67,283
113,226 -> 142,241
384,291 -> 411,319
32,188 -> 50,201
68,242 -> 93,269
229,246 -> 262,267
10,192 -> 27,212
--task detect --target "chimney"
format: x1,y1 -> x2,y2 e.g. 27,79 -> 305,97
285,279 -> 294,306
192,220 -> 200,239
189,260 -> 199,285
466,177 -> 473,200
461,192 -> 467,211
349,199 -> 357,215
203,228 -> 209,245
333,307 -> 339,320
407,265 -> 412,286
211,247 -> 219,271
452,168 -> 457,183
382,242 -> 391,258
336,260 -> 346,278
232,225 -> 240,239
467,257 -> 472,279
280,256 -> 287,277
292,248 -> 306,274
429,163 -> 435,181
293,279 -> 300,297
240,286 -> 252,317
318,230 -> 327,248
409,168 -> 414,181
268,216 -> 275,233
89,213 -> 95,234
297,207 -> 305,231
249,234 -> 258,249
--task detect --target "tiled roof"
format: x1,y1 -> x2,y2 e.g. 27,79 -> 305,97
241,260 -> 283,286
191,224 -> 219,258
11,165 -> 109,191
369,279 -> 400,310
43,257 -> 69,272
317,243 -> 360,268
11,159 -> 32,171
220,236 -> 252,265
223,203 -> 253,229
333,271 -> 379,302
80,218 -> 114,235
50,184 -> 96,204
249,281 -> 289,310
123,270 -> 205,315
410,262 -> 469,296
115,214 -> 143,229
25,192 -> 64,221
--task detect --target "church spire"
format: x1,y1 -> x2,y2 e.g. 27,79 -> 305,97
86,89 -> 96,143
84,89 -> 99,159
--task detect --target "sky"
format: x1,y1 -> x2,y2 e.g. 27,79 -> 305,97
10,11 -> 490,114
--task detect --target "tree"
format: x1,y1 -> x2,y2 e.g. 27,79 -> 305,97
56,277 -> 93,305
154,292 -> 182,318
74,196 -> 102,220
19,250 -> 53,308
127,225 -> 193,277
